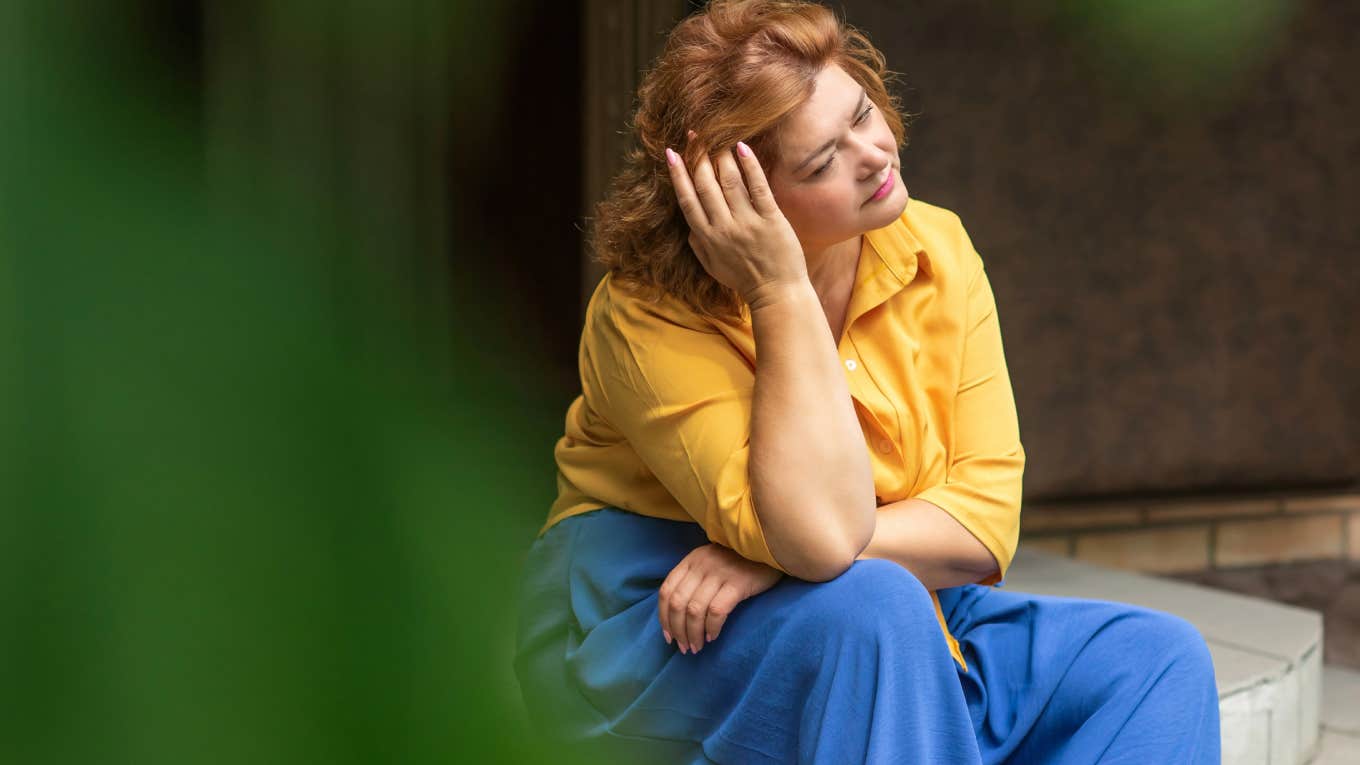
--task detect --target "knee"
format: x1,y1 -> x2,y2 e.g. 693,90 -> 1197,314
788,559 -> 939,642
1128,609 -> 1216,679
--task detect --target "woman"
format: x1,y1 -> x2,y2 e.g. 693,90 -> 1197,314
514,1 -> 1221,762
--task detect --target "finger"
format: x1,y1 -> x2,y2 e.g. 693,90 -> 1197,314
657,576 -> 671,645
685,574 -> 725,654
685,139 -> 733,229
713,147 -> 755,218
704,582 -> 744,644
665,147 -> 710,231
734,141 -> 779,217
667,568 -> 704,653
658,562 -> 688,646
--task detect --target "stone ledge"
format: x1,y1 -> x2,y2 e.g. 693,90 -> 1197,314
1004,547 -> 1324,765
1020,490 -> 1360,570
1217,515 -> 1346,567
1073,524 -> 1210,573
1285,494 -> 1360,514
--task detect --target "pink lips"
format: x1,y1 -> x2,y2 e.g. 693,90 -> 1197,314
869,167 -> 895,202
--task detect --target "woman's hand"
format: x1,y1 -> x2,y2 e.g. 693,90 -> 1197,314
665,132 -> 808,309
658,542 -> 784,655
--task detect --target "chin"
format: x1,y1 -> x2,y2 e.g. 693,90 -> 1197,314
867,193 -> 909,227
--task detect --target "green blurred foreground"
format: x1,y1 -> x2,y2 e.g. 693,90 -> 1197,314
0,2 -> 595,763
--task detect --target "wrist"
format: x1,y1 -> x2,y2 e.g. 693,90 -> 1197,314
743,277 -> 813,313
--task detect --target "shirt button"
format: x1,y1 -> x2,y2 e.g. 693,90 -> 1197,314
844,359 -> 858,371
876,439 -> 893,454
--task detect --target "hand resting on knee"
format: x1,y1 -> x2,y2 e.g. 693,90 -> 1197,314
658,543 -> 784,656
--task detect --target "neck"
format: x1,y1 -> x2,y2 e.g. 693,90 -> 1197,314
803,234 -> 862,298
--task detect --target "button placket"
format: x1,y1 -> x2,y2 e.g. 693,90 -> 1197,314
853,350 -> 907,462
848,366 -> 896,457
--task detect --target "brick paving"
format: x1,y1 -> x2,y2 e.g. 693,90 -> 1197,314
1168,561 -> 1360,671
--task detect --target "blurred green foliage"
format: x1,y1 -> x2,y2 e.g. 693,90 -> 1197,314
0,1 -> 590,762
1050,0 -> 1295,108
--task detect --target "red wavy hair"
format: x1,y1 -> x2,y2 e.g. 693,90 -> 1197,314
588,0 -> 910,321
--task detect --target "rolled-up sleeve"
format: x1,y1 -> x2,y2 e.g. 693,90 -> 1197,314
913,233 -> 1025,587
581,290 -> 786,572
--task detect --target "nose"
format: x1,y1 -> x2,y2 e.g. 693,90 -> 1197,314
851,136 -> 893,180
858,153 -> 893,184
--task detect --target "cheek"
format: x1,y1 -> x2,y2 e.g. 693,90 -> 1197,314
780,195 -> 826,233
772,190 -> 809,222
812,186 -> 861,219
784,188 -> 851,221
775,183 -> 863,239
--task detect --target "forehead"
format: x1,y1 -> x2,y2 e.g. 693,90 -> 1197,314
779,64 -> 862,166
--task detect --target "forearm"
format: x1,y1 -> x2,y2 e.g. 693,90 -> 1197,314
747,278 -> 876,580
855,497 -> 999,591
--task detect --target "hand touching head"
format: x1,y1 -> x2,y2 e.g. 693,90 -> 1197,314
591,0 -> 912,321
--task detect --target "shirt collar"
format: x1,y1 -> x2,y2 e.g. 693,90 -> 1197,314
863,202 -> 930,287
835,203 -> 930,331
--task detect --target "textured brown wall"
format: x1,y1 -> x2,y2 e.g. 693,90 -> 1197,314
842,0 -> 1360,500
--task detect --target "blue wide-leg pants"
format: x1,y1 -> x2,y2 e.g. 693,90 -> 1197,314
513,508 -> 1221,764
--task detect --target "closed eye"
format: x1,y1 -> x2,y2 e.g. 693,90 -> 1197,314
810,104 -> 875,178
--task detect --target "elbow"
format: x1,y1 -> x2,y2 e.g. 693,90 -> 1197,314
783,552 -> 855,583
970,547 -> 1002,584
774,515 -> 875,583
754,483 -> 877,582
781,549 -> 850,582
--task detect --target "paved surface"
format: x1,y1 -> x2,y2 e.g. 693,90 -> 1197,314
1312,665 -> 1360,764
1168,561 -> 1360,671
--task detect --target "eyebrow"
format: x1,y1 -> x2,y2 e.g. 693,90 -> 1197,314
792,87 -> 868,175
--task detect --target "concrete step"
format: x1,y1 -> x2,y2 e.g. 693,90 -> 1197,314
1309,664 -> 1360,764
1005,547 -> 1325,765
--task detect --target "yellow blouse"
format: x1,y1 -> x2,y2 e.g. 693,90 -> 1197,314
541,198 -> 1025,672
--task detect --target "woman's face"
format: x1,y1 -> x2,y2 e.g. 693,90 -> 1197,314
767,63 -> 909,254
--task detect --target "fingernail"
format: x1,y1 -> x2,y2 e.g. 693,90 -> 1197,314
736,141 -> 751,158
706,632 -> 713,642
663,629 -> 672,644
665,147 -> 677,166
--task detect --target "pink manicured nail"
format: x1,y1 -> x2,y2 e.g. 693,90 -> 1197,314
663,629 -> 672,644
665,147 -> 678,166
736,141 -> 751,158
706,632 -> 713,642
